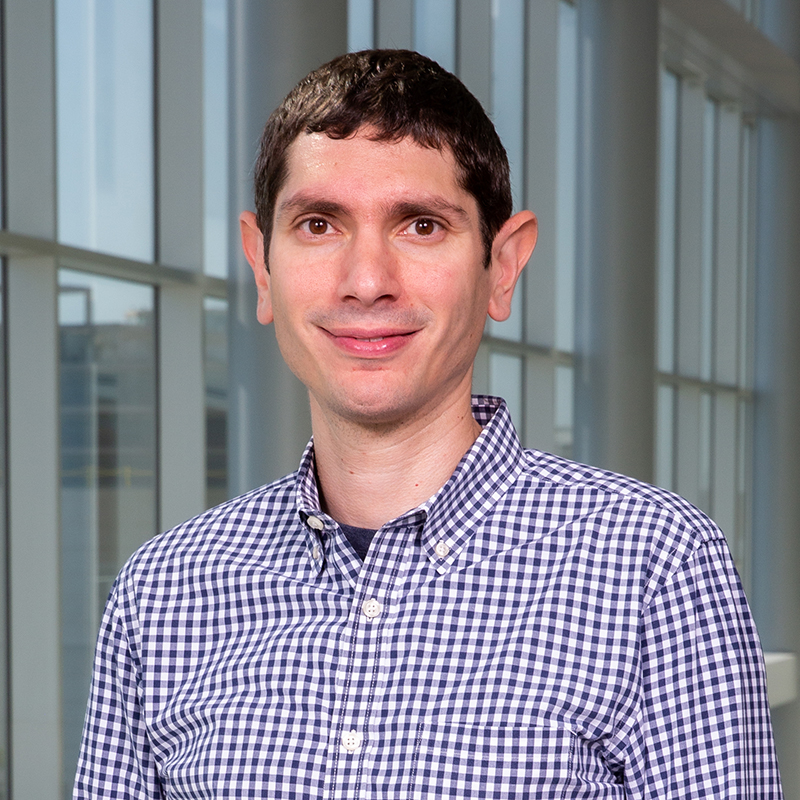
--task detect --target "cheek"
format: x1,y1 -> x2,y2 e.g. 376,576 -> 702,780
266,288 -> 302,350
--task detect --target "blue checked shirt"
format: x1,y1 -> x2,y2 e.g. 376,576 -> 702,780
75,396 -> 782,798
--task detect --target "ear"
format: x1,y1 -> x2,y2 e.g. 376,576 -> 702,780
239,211 -> 274,325
487,211 -> 538,322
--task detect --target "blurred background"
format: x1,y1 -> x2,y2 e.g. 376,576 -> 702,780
0,0 -> 799,796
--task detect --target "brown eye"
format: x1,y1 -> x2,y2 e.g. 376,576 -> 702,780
414,218 -> 437,236
307,218 -> 329,234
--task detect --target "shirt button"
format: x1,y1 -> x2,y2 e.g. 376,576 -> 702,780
362,598 -> 383,619
311,545 -> 320,560
342,729 -> 363,752
307,515 -> 324,531
434,540 -> 450,558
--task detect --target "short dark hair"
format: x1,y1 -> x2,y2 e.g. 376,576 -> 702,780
254,49 -> 512,266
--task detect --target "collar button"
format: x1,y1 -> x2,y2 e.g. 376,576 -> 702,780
434,540 -> 450,558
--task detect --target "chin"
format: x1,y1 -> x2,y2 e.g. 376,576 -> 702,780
324,385 -> 421,428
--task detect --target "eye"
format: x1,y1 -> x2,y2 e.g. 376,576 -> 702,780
413,218 -> 437,235
302,217 -> 330,235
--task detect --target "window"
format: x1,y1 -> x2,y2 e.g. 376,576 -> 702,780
656,68 -> 755,585
413,0 -> 456,71
204,297 -> 229,508
56,0 -> 155,261
59,270 -> 157,791
486,0 -> 525,342
204,0 -> 229,278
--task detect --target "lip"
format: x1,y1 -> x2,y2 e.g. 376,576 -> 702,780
321,326 -> 418,357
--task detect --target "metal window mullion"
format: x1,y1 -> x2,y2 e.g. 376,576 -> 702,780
0,232 -> 227,296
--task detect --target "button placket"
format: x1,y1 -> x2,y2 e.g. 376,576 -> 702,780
330,525 -> 413,798
305,515 -> 326,567
342,729 -> 363,752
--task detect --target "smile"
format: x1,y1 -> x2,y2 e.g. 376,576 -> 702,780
322,328 -> 417,357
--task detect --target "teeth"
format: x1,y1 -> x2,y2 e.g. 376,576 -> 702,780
366,337 -> 385,342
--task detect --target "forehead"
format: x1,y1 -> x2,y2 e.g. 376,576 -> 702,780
278,130 -> 470,207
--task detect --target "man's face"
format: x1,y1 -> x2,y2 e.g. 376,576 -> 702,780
245,129 -> 524,430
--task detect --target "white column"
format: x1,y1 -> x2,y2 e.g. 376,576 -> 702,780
159,284 -> 206,529
227,0 -> 347,494
7,257 -> 61,800
156,0 -> 207,529
573,0 -> 659,482
4,0 -> 62,796
752,115 -> 800,797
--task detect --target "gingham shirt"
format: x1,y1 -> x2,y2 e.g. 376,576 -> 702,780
75,396 -> 783,798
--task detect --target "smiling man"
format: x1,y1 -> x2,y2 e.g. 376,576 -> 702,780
239,128 -> 534,530
74,50 -> 782,798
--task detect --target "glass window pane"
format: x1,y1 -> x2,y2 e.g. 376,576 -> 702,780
713,391 -> 737,540
348,0 -> 375,51
554,363 -> 574,459
486,0 -> 525,342
736,398 -> 752,586
675,383 -> 701,506
56,0 -> 154,261
700,99 -> 716,382
491,0 -> 524,209
655,383 -> 675,491
714,105 -> 741,386
59,269 -> 157,790
698,390 -> 713,514
204,0 -> 229,278
490,352 -> 523,433
555,0 -> 578,354
739,125 -> 753,389
414,0 -> 456,71
204,297 -> 229,508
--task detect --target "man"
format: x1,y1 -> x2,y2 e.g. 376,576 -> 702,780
75,50 -> 782,798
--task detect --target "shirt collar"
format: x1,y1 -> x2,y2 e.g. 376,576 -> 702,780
294,395 -> 524,573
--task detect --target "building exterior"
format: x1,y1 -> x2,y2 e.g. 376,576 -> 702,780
0,0 -> 799,797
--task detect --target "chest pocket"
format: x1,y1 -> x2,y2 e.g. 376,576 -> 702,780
410,722 -> 575,798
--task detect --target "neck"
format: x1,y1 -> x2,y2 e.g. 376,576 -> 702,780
310,394 -> 482,530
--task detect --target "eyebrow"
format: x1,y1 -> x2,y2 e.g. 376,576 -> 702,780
275,193 -> 472,225
385,199 -> 471,224
275,196 -> 347,220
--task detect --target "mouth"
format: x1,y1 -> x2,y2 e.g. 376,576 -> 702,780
321,327 -> 418,356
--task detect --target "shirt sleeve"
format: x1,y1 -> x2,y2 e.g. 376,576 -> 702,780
612,537 -> 783,798
73,580 -> 163,800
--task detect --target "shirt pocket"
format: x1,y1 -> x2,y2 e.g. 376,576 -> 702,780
409,721 -> 575,799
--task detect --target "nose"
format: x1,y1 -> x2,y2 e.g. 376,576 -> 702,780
338,229 -> 401,306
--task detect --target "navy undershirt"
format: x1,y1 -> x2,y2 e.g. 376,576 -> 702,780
339,522 -> 377,561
